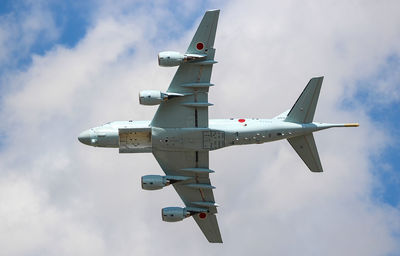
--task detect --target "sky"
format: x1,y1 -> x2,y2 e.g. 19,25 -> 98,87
0,0 -> 399,255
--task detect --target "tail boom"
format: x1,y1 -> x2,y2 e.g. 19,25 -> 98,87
314,123 -> 360,131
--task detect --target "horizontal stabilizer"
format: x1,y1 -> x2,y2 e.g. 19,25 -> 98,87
285,77 -> 323,123
287,134 -> 323,172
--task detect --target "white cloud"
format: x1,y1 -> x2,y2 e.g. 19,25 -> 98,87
0,0 -> 59,68
0,176 -> 109,256
0,0 -> 399,255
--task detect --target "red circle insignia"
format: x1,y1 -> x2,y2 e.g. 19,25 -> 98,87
196,42 -> 204,50
199,212 -> 207,219
238,119 -> 246,123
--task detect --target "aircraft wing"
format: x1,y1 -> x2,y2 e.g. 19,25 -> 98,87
151,9 -> 219,128
153,150 -> 223,243
150,10 -> 222,243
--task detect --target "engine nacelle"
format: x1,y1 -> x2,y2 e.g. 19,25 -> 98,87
161,207 -> 190,222
158,51 -> 185,67
139,90 -> 167,105
141,175 -> 170,190
158,51 -> 206,67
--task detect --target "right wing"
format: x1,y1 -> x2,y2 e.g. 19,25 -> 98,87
153,149 -> 222,243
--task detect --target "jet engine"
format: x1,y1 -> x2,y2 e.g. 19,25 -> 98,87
141,175 -> 170,190
139,90 -> 168,105
158,51 -> 184,67
161,207 -> 190,222
139,90 -> 185,106
158,51 -> 206,67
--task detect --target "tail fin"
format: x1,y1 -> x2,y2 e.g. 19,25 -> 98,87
285,77 -> 323,171
285,77 -> 324,123
287,133 -> 323,172
186,9 -> 219,54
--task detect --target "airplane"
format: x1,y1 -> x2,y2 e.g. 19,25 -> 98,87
78,9 -> 359,243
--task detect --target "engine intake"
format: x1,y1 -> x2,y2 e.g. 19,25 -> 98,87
141,175 -> 170,190
139,90 -> 185,106
161,207 -> 190,222
158,51 -> 206,67
158,51 -> 184,67
139,90 -> 167,105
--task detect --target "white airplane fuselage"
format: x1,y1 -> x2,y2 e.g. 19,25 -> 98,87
78,118 -> 342,151
77,9 -> 360,243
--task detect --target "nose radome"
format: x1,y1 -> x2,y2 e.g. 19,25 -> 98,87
78,130 -> 92,145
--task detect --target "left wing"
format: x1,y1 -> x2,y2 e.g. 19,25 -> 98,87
151,10 -> 219,128
153,149 -> 222,243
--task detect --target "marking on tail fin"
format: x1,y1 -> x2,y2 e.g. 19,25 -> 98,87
196,42 -> 204,50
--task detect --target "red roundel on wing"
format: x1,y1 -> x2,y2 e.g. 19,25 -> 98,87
199,212 -> 207,219
238,119 -> 246,123
196,42 -> 204,50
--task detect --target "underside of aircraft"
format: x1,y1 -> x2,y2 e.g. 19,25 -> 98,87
78,9 -> 358,243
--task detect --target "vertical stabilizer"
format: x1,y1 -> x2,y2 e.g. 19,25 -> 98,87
285,77 -> 323,123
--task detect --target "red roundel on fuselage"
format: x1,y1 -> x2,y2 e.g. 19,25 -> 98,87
196,42 -> 204,50
199,212 -> 207,219
238,119 -> 246,123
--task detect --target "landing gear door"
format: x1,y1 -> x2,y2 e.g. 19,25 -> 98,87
119,128 -> 152,153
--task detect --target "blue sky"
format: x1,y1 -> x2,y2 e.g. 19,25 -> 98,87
0,1 -> 89,70
343,55 -> 400,207
0,0 -> 211,69
0,1 -> 399,255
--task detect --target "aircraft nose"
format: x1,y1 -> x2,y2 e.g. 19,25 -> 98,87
78,130 -> 92,145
